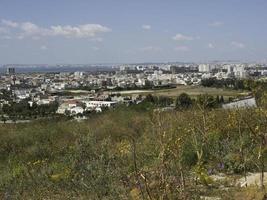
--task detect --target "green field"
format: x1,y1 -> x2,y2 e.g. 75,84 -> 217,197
116,85 -> 249,98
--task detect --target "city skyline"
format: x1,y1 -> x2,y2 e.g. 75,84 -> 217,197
0,0 -> 267,64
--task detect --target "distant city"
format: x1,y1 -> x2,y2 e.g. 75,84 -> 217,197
0,61 -> 263,118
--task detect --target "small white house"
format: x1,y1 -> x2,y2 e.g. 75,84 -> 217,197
69,106 -> 84,115
57,103 -> 69,114
37,99 -> 51,105
83,100 -> 117,109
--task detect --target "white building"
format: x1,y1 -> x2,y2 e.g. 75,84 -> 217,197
14,89 -> 31,100
37,99 -> 51,105
69,106 -> 84,115
136,65 -> 145,71
52,83 -> 66,90
233,65 -> 247,79
74,71 -> 84,79
56,100 -> 78,114
198,64 -> 214,72
83,101 -> 117,108
223,97 -> 256,109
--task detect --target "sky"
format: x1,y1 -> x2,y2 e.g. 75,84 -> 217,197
0,0 -> 267,64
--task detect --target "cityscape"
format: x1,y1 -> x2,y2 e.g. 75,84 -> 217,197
0,62 -> 265,120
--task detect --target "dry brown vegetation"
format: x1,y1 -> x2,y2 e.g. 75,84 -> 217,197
0,103 -> 266,199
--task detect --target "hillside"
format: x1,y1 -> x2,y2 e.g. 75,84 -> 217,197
0,106 -> 266,199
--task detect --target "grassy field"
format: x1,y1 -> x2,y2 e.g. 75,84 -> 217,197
116,85 -> 249,98
0,108 -> 266,199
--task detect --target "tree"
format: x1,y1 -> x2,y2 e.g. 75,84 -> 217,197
1,115 -> 6,124
220,96 -> 224,103
176,93 -> 192,110
197,94 -> 217,109
157,96 -> 173,107
216,95 -> 220,105
145,94 -> 156,104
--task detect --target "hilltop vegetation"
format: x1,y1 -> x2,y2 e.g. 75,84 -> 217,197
0,100 -> 267,199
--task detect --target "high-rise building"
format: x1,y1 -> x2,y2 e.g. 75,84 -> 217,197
198,64 -> 213,72
74,71 -> 84,79
233,65 -> 247,79
6,67 -> 15,75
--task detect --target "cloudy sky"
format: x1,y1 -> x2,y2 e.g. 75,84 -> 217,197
0,0 -> 267,64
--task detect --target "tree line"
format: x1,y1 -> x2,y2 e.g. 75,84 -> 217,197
143,93 -> 226,110
201,78 -> 267,91
0,98 -> 59,122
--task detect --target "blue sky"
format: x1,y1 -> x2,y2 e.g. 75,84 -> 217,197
0,0 -> 267,64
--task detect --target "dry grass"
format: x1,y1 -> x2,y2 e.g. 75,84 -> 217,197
231,186 -> 266,200
119,85 -> 249,98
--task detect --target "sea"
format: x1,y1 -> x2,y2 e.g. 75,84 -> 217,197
0,65 -> 117,74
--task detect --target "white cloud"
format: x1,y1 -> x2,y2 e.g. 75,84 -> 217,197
140,46 -> 161,52
231,41 -> 245,48
209,21 -> 224,27
208,43 -> 215,48
142,25 -> 151,30
20,22 -> 46,37
1,19 -> 18,28
1,20 -> 111,40
40,45 -> 48,50
174,46 -> 189,51
50,24 -> 111,38
172,33 -> 194,41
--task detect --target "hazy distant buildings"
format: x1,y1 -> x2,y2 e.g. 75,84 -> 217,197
233,65 -> 247,79
198,64 -> 214,72
74,71 -> 84,79
6,67 -> 15,75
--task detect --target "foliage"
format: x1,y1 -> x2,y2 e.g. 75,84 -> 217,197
144,94 -> 173,107
175,92 -> 192,109
201,78 -> 258,91
0,103 -> 266,199
1,99 -> 59,120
